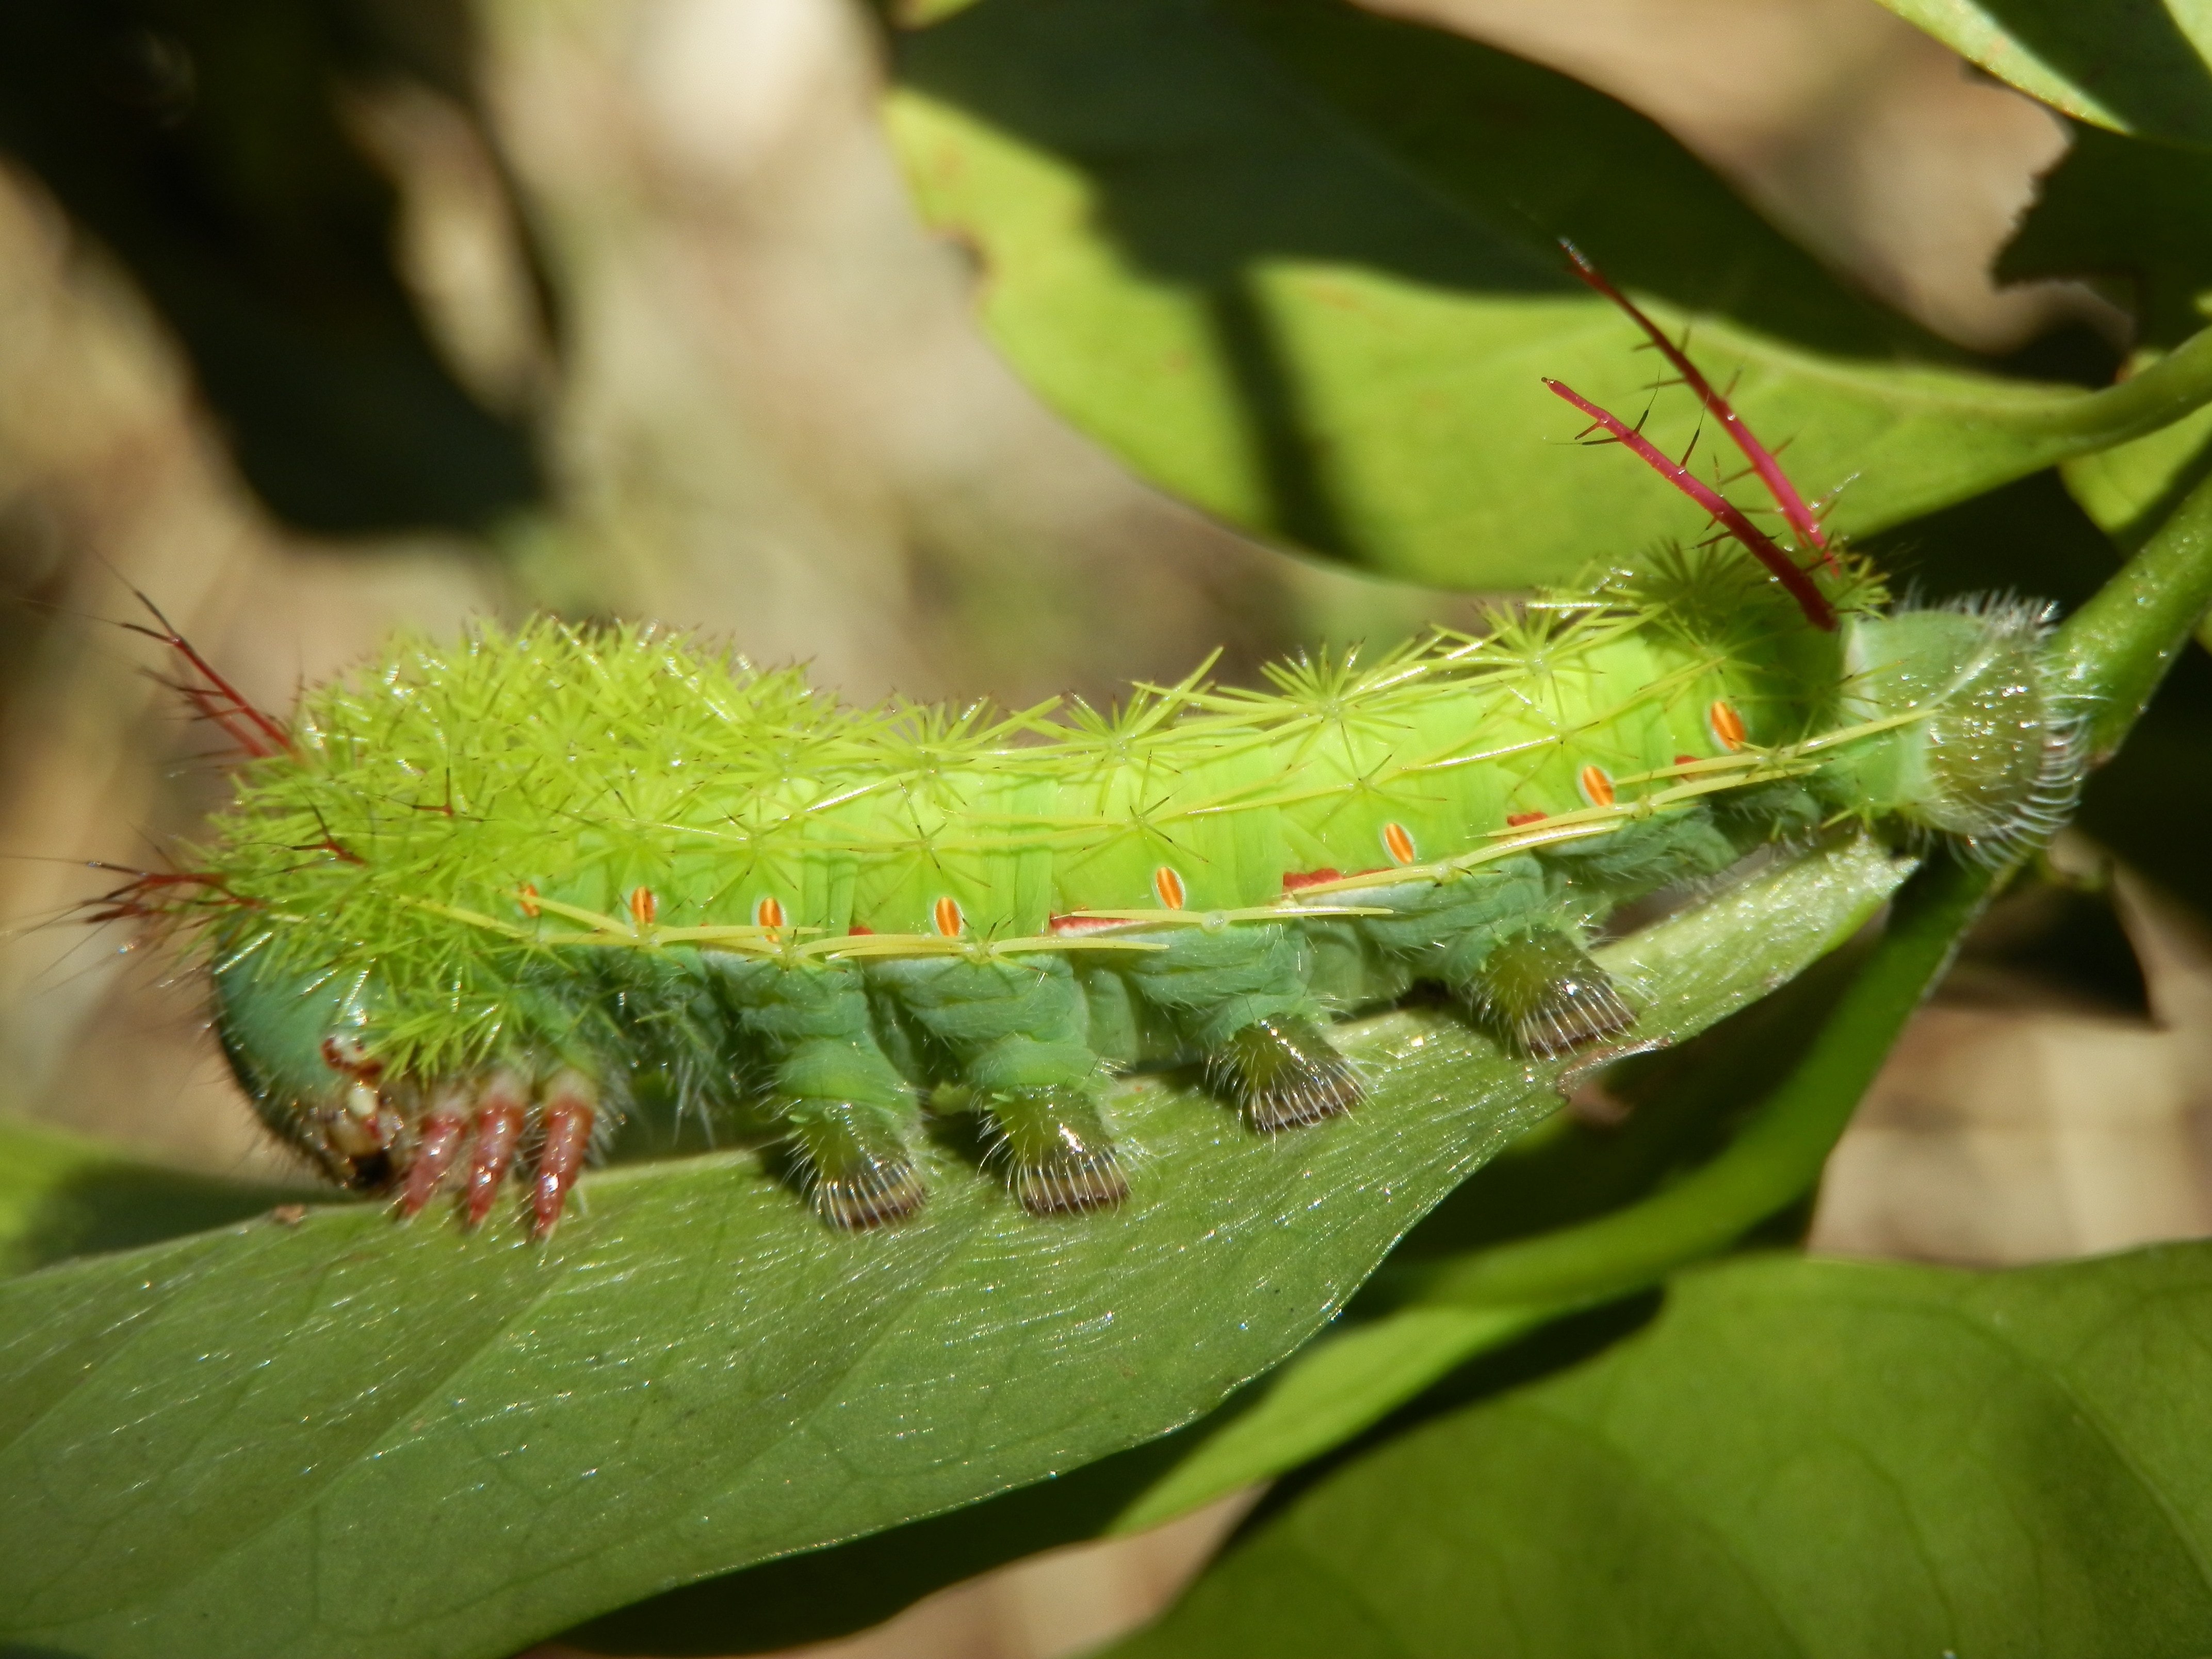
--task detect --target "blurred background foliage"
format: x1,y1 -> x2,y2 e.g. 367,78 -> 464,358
0,0 -> 545,532
4,1 -> 2212,1655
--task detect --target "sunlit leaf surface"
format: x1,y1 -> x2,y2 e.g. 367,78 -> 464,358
1112,1245 -> 2212,1658
1877,0 -> 2212,147
888,0 -> 2200,589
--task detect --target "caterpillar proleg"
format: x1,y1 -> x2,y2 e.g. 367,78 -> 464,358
113,281 -> 2084,1238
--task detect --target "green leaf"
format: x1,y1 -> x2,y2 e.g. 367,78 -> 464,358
0,1116 -> 315,1277
0,836 -> 1908,1659
1097,965 -> 1848,1536
2064,407 -> 2212,549
888,0 -> 2212,589
1108,1245 -> 2212,1659
1107,1303 -> 1543,1538
1874,0 -> 2212,148
566,853 -> 1931,1653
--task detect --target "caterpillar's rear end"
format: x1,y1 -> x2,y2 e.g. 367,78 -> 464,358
1826,599 -> 2083,856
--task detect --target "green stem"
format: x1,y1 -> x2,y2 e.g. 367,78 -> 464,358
2034,322 -> 2212,454
2051,457 -> 2212,757
1396,462 -> 2212,1318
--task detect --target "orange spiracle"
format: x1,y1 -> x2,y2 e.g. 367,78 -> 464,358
1152,866 -> 1186,908
933,895 -> 964,937
754,894 -> 786,931
628,886 -> 658,927
1382,822 -> 1417,865
516,882 -> 541,918
1707,698 -> 1749,751
1577,765 -> 1616,808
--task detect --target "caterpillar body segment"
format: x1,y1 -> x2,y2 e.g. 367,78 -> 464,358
167,545 -> 2081,1237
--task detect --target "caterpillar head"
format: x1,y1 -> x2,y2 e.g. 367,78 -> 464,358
212,944 -> 613,1231
212,952 -> 402,1190
1823,601 -> 2082,858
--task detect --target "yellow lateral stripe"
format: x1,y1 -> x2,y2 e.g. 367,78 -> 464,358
1058,903 -> 1393,926
524,893 -> 636,932
654,924 -> 821,944
403,899 -> 534,940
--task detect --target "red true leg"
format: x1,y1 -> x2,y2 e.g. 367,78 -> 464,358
532,1071 -> 598,1239
400,1085 -> 470,1218
1543,378 -> 1837,632
1559,240 -> 1835,567
463,1070 -> 530,1229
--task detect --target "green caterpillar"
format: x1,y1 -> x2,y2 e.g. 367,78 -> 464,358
117,277 -> 2080,1237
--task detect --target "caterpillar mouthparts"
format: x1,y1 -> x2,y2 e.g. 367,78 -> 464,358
111,263 -> 2083,1239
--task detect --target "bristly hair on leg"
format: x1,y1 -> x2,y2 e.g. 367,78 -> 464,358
812,1154 -> 927,1230
976,1087 -> 1130,1214
1011,1142 -> 1129,1216
1953,714 -> 2088,868
1205,1017 -> 1364,1132
786,1128 -> 926,1230
1464,929 -> 1638,1058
